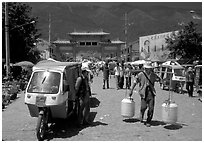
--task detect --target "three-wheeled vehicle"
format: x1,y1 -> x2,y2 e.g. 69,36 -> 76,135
25,59 -> 81,140
158,64 -> 185,93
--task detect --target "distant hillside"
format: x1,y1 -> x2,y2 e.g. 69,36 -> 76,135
27,2 -> 202,43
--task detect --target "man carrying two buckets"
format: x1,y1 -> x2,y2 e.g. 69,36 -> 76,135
129,63 -> 161,127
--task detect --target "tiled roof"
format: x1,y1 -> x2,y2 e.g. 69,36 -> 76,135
52,40 -> 71,44
69,31 -> 110,35
111,40 -> 125,44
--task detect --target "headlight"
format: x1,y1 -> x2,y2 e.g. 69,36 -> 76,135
52,96 -> 56,100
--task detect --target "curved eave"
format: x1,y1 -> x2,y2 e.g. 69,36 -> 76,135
100,41 -> 125,45
52,40 -> 71,44
69,32 -> 110,36
111,41 -> 125,44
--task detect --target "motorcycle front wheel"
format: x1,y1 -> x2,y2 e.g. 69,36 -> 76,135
36,114 -> 46,141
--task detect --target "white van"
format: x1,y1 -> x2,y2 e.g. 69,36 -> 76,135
159,64 -> 185,92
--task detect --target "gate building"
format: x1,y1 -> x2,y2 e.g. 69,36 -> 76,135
52,30 -> 125,61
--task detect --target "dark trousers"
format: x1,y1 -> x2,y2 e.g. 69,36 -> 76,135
115,75 -> 120,89
119,76 -> 124,89
103,79 -> 109,88
186,82 -> 194,97
78,93 -> 90,125
125,77 -> 131,89
140,88 -> 155,123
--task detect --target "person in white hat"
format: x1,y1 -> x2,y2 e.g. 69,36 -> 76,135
75,66 -> 91,127
129,63 -> 161,127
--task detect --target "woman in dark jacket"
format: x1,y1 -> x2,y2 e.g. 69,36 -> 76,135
102,62 -> 110,89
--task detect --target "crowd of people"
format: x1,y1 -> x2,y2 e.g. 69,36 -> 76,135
85,60 -> 200,127
101,61 -> 134,90
2,58 -> 200,128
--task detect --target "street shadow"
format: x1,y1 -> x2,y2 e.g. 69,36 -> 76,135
123,118 -> 140,123
102,87 -> 115,90
107,87 -> 115,89
164,123 -> 188,130
164,124 -> 182,130
163,122 -> 187,130
90,97 -> 100,108
122,118 -> 186,130
91,92 -> 97,96
190,96 -> 201,98
45,112 -> 108,141
89,112 -> 97,122
181,90 -> 188,94
150,120 -> 187,130
150,120 -> 167,126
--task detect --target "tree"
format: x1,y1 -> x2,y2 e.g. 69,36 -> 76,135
2,2 -> 41,64
165,21 -> 202,62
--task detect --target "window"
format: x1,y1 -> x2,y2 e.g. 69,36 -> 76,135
162,45 -> 164,51
86,42 -> 91,46
80,42 -> 85,46
174,69 -> 184,76
27,71 -> 61,94
92,42 -> 97,46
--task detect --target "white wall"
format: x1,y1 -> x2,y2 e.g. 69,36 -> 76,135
139,31 -> 178,61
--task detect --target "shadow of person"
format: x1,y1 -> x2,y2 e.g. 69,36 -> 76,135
90,97 -> 100,108
91,92 -> 97,96
88,112 -> 97,122
123,118 -> 140,123
90,121 -> 108,127
150,120 -> 167,126
107,87 -> 115,89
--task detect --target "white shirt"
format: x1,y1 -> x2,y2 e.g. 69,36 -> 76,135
114,66 -> 121,76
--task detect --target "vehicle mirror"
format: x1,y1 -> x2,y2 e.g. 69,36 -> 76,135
63,84 -> 69,92
63,80 -> 69,92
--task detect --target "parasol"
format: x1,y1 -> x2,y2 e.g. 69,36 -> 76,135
131,60 -> 147,66
13,61 -> 34,67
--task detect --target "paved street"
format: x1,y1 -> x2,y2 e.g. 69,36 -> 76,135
2,72 -> 202,141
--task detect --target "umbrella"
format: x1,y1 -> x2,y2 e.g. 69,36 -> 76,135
13,61 -> 34,67
162,61 -> 182,66
131,60 -> 147,66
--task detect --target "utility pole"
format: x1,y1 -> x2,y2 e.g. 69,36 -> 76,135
5,2 -> 10,79
124,12 -> 128,62
48,13 -> 51,43
48,13 -> 51,58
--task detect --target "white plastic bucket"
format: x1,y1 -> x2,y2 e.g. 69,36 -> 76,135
121,97 -> 135,118
162,102 -> 178,124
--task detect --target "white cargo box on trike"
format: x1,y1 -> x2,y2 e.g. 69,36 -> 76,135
25,59 -> 81,140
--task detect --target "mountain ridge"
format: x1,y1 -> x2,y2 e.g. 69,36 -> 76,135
27,2 -> 202,42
